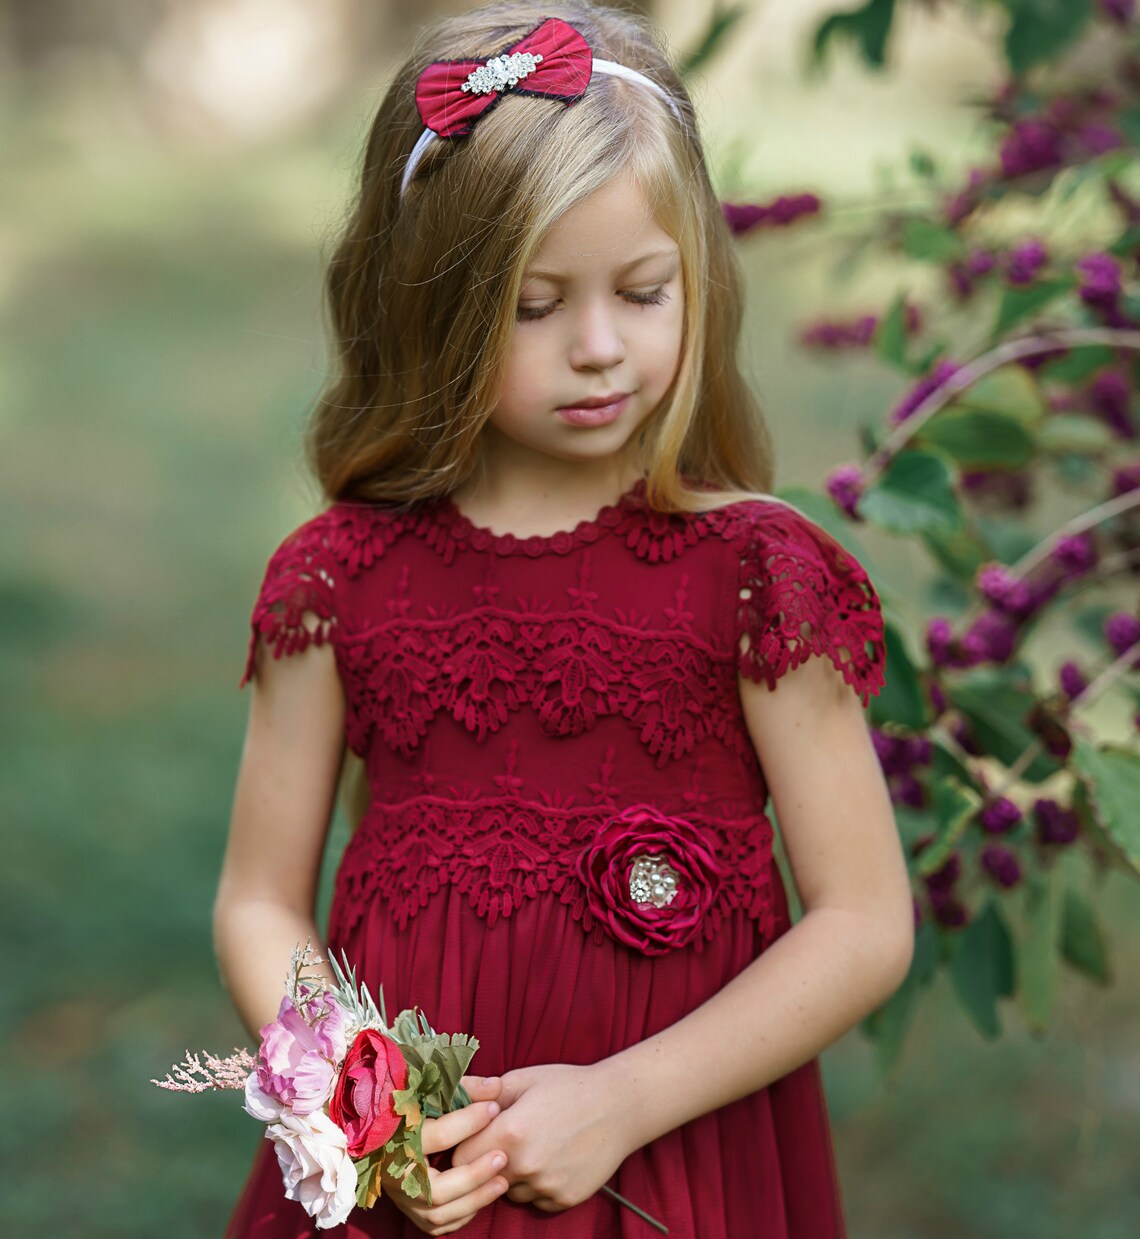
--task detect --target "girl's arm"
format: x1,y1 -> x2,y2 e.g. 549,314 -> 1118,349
215,633 -> 513,1231
451,653 -> 914,1208
213,637 -> 346,1038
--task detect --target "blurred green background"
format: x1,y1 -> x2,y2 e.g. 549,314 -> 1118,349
1,1 -> 1136,1235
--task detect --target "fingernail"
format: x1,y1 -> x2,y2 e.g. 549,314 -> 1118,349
491,1154 -> 507,1171
487,1101 -> 500,1118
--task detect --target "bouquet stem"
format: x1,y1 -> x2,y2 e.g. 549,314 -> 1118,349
601,1184 -> 669,1233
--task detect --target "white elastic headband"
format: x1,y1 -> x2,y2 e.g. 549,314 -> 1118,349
400,58 -> 684,200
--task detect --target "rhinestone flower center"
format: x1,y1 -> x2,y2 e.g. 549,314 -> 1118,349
629,854 -> 679,908
461,52 -> 544,96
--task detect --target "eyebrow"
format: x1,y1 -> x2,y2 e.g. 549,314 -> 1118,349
523,248 -> 679,283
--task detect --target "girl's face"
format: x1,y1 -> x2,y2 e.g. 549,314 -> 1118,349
484,172 -> 684,481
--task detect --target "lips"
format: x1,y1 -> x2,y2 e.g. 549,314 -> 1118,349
555,393 -> 631,427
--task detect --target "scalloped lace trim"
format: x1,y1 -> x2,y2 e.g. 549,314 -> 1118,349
327,793 -> 776,948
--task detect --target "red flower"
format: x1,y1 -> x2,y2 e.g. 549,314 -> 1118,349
577,805 -> 721,955
329,1029 -> 408,1158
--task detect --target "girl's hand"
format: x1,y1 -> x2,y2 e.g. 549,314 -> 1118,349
381,1075 -> 510,1235
449,1063 -> 637,1213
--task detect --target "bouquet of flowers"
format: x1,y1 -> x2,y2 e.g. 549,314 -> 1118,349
152,943 -> 479,1229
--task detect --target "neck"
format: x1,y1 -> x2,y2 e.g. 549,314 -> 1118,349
449,444 -> 646,538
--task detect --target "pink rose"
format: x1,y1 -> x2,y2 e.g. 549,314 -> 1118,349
329,1029 -> 409,1159
577,805 -> 722,954
256,991 -> 347,1116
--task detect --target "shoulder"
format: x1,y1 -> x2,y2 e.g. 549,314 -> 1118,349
703,495 -> 886,704
264,500 -> 414,580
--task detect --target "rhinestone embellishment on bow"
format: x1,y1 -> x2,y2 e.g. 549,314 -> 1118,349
461,52 -> 544,96
629,854 -> 679,908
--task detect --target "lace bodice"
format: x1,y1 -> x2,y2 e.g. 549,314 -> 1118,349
240,480 -> 886,955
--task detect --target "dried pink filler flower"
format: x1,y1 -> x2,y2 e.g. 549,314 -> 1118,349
152,1048 -> 258,1093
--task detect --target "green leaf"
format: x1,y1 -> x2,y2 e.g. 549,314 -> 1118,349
1038,414 -> 1115,455
949,899 -> 1015,1040
680,3 -> 749,75
951,671 -> 1062,783
1069,739 -> 1140,877
862,920 -> 939,1073
811,0 -> 898,71
909,150 -> 937,179
1038,344 -> 1116,384
902,216 -> 966,263
1001,0 -> 1093,76
929,738 -> 981,792
869,622 -> 929,729
992,279 -> 1072,337
1015,869 -> 1060,1035
861,450 -> 963,536
1060,886 -> 1111,983
917,408 -> 1035,468
921,523 -> 991,581
956,365 -> 1045,429
1052,453 -> 1101,486
872,291 -> 912,370
974,516 -> 1039,565
1114,105 -> 1140,148
1109,222 -> 1140,260
916,776 -> 981,876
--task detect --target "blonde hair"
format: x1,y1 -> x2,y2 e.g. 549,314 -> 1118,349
306,0 -> 775,515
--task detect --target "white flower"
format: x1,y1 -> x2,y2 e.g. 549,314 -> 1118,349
266,1111 -> 357,1230
244,1073 -> 286,1122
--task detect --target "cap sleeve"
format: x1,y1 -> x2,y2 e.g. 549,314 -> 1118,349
733,501 -> 886,705
239,512 -> 340,688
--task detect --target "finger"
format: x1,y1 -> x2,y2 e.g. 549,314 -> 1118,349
421,1100 -> 501,1157
458,1075 -> 502,1102
506,1182 -> 537,1204
423,1151 -> 510,1211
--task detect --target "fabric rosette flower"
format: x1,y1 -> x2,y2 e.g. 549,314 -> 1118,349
578,804 -> 722,954
266,1110 -> 358,1230
329,1027 -> 409,1159
254,989 -> 347,1116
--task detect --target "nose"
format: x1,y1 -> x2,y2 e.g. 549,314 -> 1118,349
568,298 -> 626,372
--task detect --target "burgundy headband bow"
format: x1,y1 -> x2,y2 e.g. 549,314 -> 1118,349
415,18 -> 592,139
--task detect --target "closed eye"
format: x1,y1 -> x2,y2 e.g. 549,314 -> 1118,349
516,285 -> 672,323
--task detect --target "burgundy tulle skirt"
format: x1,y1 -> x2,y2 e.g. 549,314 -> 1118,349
224,868 -> 847,1238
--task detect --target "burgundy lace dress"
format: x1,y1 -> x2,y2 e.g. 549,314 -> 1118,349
224,478 -> 886,1239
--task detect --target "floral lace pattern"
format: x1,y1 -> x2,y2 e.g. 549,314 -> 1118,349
732,503 -> 886,705
239,528 -> 339,688
241,485 -> 886,947
328,793 -> 775,951
337,613 -> 746,765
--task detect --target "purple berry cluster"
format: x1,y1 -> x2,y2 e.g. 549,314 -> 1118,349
872,729 -> 933,807
722,193 -> 822,237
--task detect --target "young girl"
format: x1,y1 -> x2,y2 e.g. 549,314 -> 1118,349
215,2 -> 914,1235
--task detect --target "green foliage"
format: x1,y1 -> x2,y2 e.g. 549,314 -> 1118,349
1015,869 -> 1060,1033
869,623 -> 929,729
803,0 -> 1140,1072
1070,741 -> 1140,877
950,900 -> 1016,1039
1059,886 -> 1111,983
916,408 -> 1035,468
992,278 -> 1073,337
680,3 -> 749,76
861,450 -> 963,535
997,0 -> 1094,76
811,0 -> 898,71
951,671 -> 1062,783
